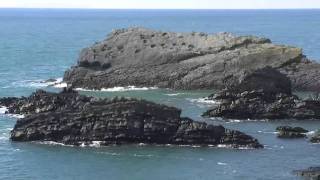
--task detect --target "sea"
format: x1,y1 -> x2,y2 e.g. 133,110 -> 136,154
0,9 -> 320,180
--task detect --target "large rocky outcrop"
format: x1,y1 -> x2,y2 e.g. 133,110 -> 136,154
63,27 -> 320,91
0,89 -> 262,148
203,67 -> 320,120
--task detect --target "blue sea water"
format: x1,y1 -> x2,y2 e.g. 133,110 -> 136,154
0,9 -> 320,180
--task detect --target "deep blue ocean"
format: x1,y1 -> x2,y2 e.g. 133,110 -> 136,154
0,9 -> 320,180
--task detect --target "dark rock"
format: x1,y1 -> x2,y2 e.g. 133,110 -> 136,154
203,67 -> 320,120
62,27 -> 320,91
0,90 -> 262,148
294,167 -> 320,180
276,126 -> 308,138
310,130 -> 320,143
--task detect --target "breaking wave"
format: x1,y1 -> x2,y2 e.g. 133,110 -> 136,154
75,86 -> 158,92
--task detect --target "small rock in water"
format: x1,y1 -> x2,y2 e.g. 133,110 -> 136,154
310,130 -> 320,143
276,126 -> 308,138
294,167 -> 320,180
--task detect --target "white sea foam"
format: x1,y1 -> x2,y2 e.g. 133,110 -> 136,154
75,86 -> 158,92
192,145 -> 201,148
258,131 -> 278,134
8,114 -> 25,119
0,106 -> 8,114
217,144 -> 232,148
165,93 -> 185,96
37,141 -> 73,147
306,131 -> 316,136
53,82 -> 68,88
89,141 -> 102,147
0,106 -> 24,118
224,118 -> 268,123
45,78 -> 68,88
217,162 -> 228,166
133,154 -> 153,157
188,98 -> 219,104
10,77 -> 67,89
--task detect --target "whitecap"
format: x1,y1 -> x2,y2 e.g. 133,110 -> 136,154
217,162 -> 228,166
75,86 -> 158,92
165,93 -> 184,96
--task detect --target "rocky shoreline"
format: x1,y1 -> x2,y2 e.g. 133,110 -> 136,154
0,88 -> 262,148
63,27 -> 320,92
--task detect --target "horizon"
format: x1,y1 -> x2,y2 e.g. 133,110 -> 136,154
1,7 -> 320,10
1,0 -> 320,9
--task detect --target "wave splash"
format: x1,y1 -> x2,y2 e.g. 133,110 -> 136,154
75,86 -> 158,92
0,106 -> 24,118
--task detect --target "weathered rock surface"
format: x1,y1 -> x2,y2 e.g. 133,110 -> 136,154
0,89 -> 262,148
294,167 -> 320,180
63,27 -> 320,91
203,67 -> 320,120
276,126 -> 308,138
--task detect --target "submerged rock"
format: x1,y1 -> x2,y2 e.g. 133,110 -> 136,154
63,27 -> 320,91
276,126 -> 308,138
203,67 -> 320,120
294,167 -> 320,180
0,89 -> 262,148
